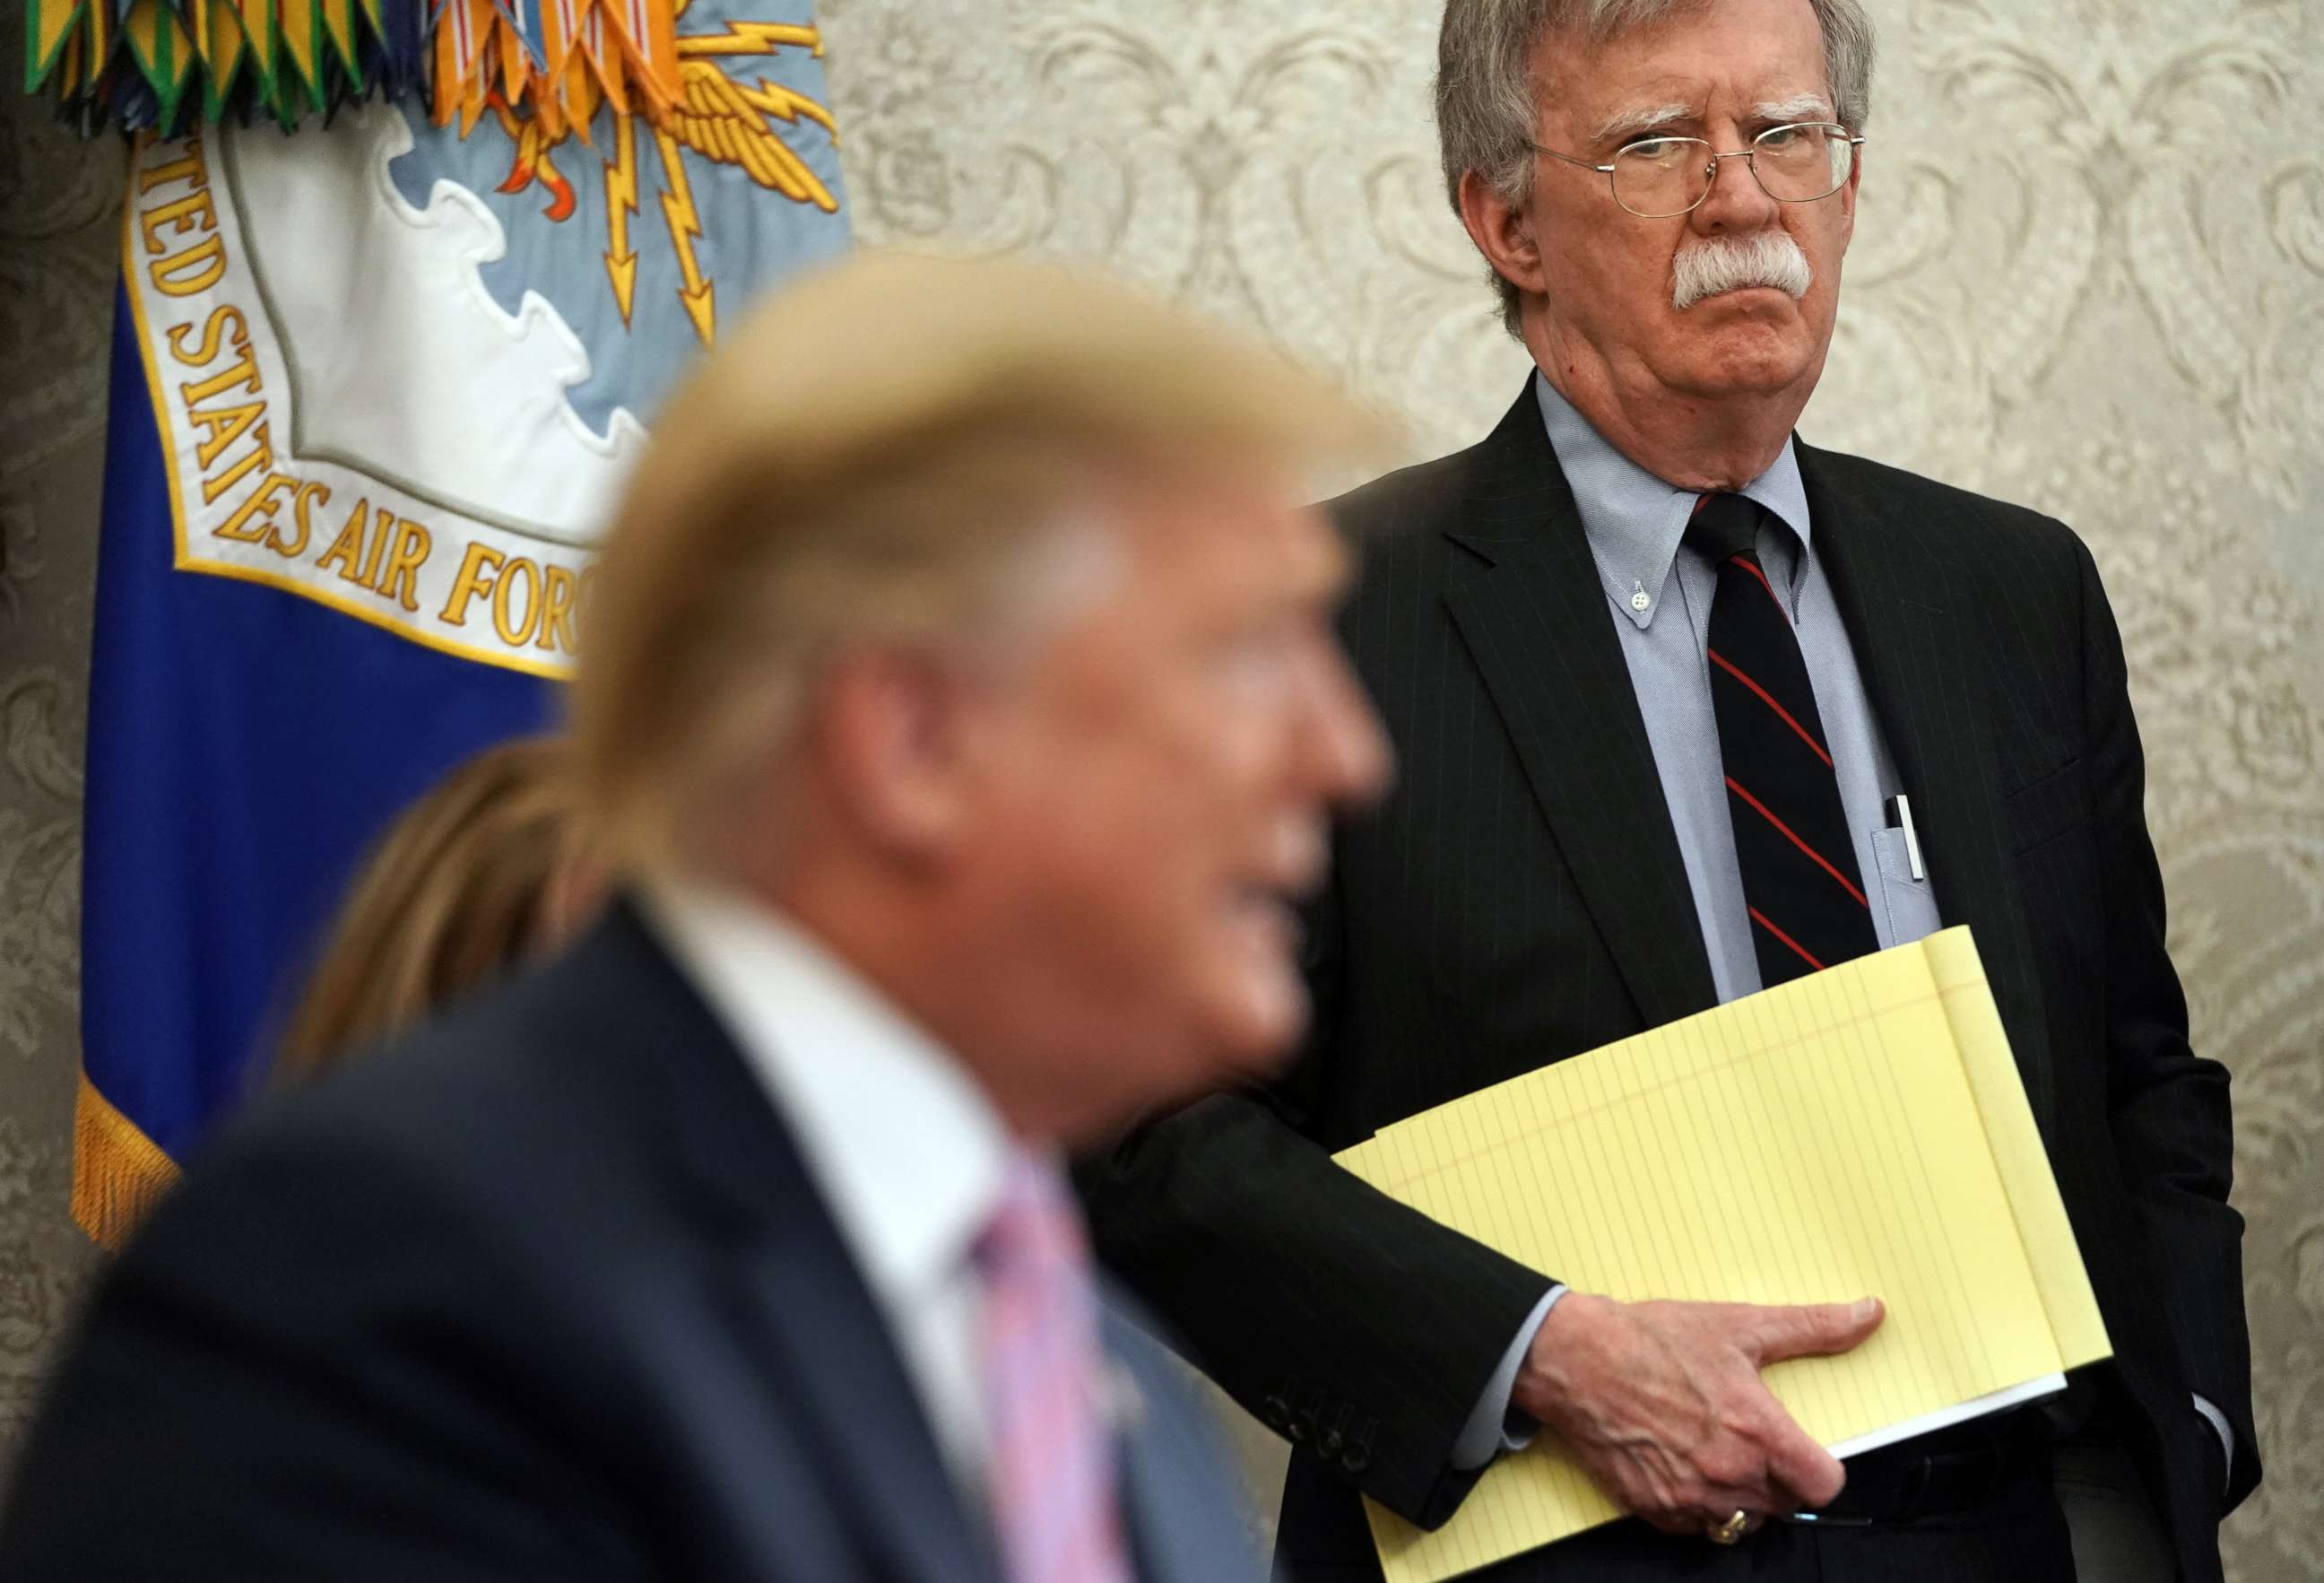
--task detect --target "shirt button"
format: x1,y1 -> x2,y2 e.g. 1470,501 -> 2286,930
1630,588 -> 1652,613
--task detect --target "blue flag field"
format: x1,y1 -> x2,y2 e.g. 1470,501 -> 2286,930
74,0 -> 850,1244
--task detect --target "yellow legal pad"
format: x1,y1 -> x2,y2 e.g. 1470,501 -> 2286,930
1334,928 -> 2109,1583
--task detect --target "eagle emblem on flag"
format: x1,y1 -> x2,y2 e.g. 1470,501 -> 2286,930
113,2 -> 845,681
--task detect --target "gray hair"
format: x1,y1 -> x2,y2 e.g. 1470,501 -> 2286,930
1435,0 -> 1876,331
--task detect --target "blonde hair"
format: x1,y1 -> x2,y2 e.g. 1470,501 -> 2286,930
573,250 -> 1381,874
278,735 -> 590,1077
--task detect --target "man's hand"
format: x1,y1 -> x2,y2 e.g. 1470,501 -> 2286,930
1511,1292 -> 1884,1538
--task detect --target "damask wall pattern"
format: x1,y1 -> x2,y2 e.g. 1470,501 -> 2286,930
0,2 -> 2316,1578
0,18 -> 111,1463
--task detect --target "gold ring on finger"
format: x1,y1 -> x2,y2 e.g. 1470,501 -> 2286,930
1708,1509 -> 1750,1545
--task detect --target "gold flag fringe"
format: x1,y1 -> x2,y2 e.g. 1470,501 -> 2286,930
23,0 -> 689,138
70,1073 -> 184,1252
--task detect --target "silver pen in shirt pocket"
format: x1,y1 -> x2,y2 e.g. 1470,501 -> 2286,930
1883,794 -> 1927,883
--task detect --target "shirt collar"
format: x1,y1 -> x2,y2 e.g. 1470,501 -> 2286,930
1531,369 -> 1813,630
640,879 -> 1011,1309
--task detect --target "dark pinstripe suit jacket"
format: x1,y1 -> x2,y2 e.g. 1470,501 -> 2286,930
1084,386 -> 2256,1583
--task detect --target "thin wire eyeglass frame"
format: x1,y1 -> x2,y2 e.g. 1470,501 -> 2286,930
1530,122 -> 1869,219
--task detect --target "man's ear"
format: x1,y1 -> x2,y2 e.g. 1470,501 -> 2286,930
1457,167 -> 1547,300
813,648 -> 978,863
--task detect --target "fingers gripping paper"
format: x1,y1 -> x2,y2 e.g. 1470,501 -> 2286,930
1333,929 -> 2109,1583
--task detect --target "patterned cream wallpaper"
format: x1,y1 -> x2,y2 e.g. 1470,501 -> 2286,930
0,15 -> 113,1460
0,2 -> 2317,1577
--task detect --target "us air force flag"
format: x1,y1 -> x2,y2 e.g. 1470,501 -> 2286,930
75,4 -> 849,1247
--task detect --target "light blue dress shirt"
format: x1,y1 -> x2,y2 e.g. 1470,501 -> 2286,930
1452,376 -> 2229,1484
1531,371 -> 1941,996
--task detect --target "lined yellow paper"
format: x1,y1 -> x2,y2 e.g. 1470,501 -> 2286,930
1335,928 -> 2108,1582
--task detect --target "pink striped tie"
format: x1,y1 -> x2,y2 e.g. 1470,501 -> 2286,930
974,1154 -> 1134,1583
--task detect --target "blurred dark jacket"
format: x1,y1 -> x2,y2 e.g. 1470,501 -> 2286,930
0,900 -> 1259,1583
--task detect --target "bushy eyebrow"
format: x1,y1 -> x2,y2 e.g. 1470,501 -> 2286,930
1587,91 -> 1836,149
1590,101 -> 1695,146
1754,91 -> 1835,123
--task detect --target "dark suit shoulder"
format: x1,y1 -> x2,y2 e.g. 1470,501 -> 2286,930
0,909 -> 817,1580
1801,443 -> 2091,578
160,958 -> 665,1287
1322,431 -> 1501,541
1319,438 -> 1508,656
70,903 -> 758,1480
92,938 -> 685,1417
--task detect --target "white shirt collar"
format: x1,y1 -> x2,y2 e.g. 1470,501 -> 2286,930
638,879 -> 1011,1312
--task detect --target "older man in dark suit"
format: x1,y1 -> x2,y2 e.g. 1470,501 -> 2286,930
1084,2 -> 2257,1580
0,254 -> 1392,1583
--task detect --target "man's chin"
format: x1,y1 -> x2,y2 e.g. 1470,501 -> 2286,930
1214,965 -> 1312,1074
1661,315 -> 1823,396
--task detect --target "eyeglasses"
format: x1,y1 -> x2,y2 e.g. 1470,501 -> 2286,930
1531,122 -> 1865,219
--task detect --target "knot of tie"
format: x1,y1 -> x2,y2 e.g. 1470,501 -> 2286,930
1687,491 -> 1763,565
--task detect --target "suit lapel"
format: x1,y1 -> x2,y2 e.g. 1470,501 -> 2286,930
732,1239 -> 1004,1583
1799,448 -> 2057,1134
594,901 -> 1006,1583
1100,1301 -> 1264,1583
1437,387 -> 1720,1031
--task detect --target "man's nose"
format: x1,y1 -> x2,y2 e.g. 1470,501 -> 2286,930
1690,145 -> 1778,235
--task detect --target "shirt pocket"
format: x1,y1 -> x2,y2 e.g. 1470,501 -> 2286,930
1870,827 -> 1942,947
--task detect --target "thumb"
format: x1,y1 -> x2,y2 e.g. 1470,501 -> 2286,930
1751,1297 -> 1885,1364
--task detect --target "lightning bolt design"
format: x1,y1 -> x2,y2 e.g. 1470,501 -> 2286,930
483,12 -> 839,344
731,75 -> 837,140
603,113 -> 640,326
673,20 -> 819,57
653,122 -> 715,345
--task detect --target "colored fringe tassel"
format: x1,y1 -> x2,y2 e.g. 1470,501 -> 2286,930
69,1074 -> 182,1253
23,0 -> 685,136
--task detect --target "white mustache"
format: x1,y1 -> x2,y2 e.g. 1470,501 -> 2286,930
1671,231 -> 1814,310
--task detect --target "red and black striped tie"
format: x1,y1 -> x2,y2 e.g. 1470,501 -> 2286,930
1689,493 -> 1877,986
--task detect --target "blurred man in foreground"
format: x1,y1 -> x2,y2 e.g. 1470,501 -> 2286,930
0,252 -> 1390,1583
